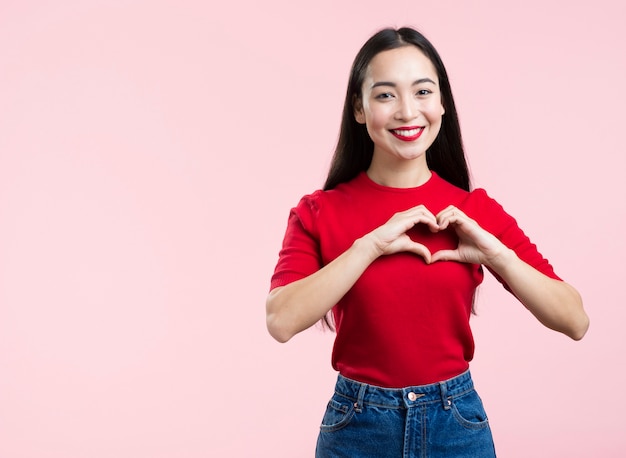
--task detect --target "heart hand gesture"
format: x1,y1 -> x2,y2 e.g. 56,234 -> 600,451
367,205 -> 508,268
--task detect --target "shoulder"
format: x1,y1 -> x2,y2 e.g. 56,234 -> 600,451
293,189 -> 324,213
289,190 -> 324,235
459,187 -> 518,233
290,185 -> 350,234
293,175 -> 364,214
460,188 -> 522,244
461,187 -> 504,214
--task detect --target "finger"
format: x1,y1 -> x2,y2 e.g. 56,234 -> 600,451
406,204 -> 436,216
403,204 -> 436,218
435,205 -> 455,229
405,207 -> 439,231
391,211 -> 438,233
416,216 -> 440,233
436,206 -> 472,230
436,205 -> 464,221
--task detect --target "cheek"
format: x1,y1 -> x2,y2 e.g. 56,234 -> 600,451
365,106 -> 391,131
424,103 -> 445,125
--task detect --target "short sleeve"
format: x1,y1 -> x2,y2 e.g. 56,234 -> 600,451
270,193 -> 324,290
462,188 -> 562,291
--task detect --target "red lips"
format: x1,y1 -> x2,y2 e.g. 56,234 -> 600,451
390,126 -> 424,142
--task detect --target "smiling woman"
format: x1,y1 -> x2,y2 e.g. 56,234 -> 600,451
266,27 -> 589,458
354,46 -> 445,176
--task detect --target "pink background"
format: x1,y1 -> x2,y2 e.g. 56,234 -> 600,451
1,0 -> 624,456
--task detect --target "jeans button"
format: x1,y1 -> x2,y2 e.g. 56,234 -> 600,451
408,392 -> 417,401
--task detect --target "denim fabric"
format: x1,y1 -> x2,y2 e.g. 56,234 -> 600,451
315,370 -> 496,458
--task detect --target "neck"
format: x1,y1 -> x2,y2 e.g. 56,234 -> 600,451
366,156 -> 431,188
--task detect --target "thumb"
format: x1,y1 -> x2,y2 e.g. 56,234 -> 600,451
406,242 -> 432,264
430,249 -> 461,263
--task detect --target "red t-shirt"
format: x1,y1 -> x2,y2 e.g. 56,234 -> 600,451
270,172 -> 560,387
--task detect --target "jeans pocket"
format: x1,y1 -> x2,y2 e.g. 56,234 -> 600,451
319,394 -> 356,433
449,390 -> 490,430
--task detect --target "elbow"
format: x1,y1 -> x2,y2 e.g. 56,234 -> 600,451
557,283 -> 589,341
266,312 -> 294,343
567,287 -> 589,341
265,293 -> 296,343
568,314 -> 590,341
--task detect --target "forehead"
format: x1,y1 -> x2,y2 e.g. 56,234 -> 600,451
365,45 -> 438,83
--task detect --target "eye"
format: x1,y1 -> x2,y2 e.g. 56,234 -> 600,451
375,92 -> 394,100
416,89 -> 433,96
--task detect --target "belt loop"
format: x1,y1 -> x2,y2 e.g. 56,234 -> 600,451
439,381 -> 451,410
354,383 -> 367,413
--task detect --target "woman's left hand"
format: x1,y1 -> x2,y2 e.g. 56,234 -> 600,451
430,206 -> 589,340
430,205 -> 509,268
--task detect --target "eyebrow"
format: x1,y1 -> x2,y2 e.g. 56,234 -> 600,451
371,78 -> 437,89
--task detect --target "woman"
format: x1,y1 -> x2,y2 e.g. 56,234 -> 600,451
266,27 -> 589,457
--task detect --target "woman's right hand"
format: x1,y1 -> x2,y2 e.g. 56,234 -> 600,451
365,205 -> 439,263
267,205 -> 439,342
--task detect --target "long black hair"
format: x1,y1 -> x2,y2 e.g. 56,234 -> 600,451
324,27 -> 470,192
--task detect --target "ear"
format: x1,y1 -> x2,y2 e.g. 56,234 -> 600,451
353,95 -> 366,124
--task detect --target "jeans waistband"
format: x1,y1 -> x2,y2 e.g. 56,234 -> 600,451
334,370 -> 475,410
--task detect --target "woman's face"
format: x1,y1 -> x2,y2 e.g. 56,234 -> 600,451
354,45 -> 445,166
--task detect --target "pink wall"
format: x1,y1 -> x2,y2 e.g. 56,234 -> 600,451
1,0 -> 624,456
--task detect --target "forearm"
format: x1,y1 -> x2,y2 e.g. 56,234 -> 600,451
266,236 -> 381,343
488,249 -> 589,340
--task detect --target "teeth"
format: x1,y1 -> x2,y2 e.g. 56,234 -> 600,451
393,128 -> 421,137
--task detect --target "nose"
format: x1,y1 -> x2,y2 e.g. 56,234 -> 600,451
395,96 -> 418,121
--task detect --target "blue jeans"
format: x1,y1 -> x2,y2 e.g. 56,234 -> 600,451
315,370 -> 496,457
